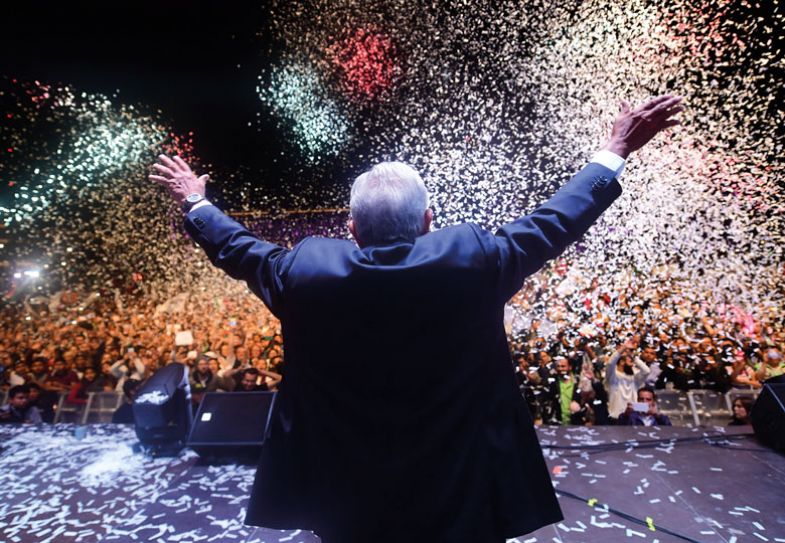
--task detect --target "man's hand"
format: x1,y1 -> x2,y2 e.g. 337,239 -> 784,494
149,154 -> 209,207
603,95 -> 684,159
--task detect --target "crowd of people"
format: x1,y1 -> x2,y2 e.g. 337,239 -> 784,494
507,261 -> 785,427
0,278 -> 285,424
1,256 -> 783,427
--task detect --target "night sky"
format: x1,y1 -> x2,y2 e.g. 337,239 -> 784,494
1,1 -> 283,177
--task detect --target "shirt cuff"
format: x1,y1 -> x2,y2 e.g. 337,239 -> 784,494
591,150 -> 626,178
189,199 -> 213,213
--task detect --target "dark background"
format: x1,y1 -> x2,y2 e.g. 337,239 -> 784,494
1,0 -> 782,201
0,0 -> 284,176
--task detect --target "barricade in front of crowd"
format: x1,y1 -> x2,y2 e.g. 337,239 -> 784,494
687,389 -> 731,427
53,392 -> 86,423
83,392 -> 124,423
654,390 -> 691,426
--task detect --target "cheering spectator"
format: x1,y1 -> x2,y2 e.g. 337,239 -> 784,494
617,386 -> 672,426
730,350 -> 761,389
236,367 -> 282,392
605,339 -> 651,419
108,348 -> 146,391
0,385 -> 43,424
577,356 -> 610,425
755,348 -> 785,382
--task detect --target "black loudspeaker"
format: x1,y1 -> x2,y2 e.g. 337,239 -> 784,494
187,391 -> 276,460
751,380 -> 785,454
133,363 -> 193,457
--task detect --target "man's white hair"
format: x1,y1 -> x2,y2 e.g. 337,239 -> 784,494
349,161 -> 429,245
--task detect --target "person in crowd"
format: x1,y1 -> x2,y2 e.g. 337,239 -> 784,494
172,345 -> 190,365
235,345 -> 251,368
25,382 -> 54,422
139,350 -> 160,380
109,348 -> 146,391
730,350 -> 761,389
641,346 -> 661,387
249,344 -> 265,368
548,356 -> 584,426
514,354 -> 541,422
100,360 -> 119,390
728,396 -> 754,426
73,352 -> 91,377
205,354 -> 236,390
236,367 -> 282,392
49,358 -> 80,392
655,351 -> 691,391
25,357 -> 52,389
0,350 -> 18,388
218,342 -> 236,373
755,348 -> 785,382
268,354 -> 285,374
112,378 -> 141,424
66,366 -> 108,405
530,351 -> 559,424
576,355 -> 610,425
617,386 -> 672,426
24,357 -> 61,419
7,359 -> 28,387
0,385 -> 43,424
189,353 -> 236,406
606,339 -> 651,419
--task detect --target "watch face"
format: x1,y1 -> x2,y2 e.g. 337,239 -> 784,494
187,194 -> 203,203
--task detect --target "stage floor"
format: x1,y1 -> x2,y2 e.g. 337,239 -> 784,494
1,424 -> 783,543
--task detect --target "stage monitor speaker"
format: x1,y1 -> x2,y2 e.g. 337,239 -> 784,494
187,391 -> 276,461
751,380 -> 785,454
133,363 -> 193,457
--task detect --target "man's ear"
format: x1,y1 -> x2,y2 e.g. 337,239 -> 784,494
348,219 -> 363,247
422,208 -> 434,234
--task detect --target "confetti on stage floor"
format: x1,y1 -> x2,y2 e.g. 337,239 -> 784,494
1,424 -> 783,543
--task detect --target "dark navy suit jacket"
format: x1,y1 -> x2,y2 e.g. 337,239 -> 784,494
184,162 -> 621,542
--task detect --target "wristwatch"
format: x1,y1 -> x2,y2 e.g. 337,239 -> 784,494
181,193 -> 206,213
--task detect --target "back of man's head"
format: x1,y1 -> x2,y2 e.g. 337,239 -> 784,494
350,162 -> 429,246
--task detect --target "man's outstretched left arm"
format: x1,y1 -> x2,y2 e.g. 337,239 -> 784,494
490,95 -> 684,303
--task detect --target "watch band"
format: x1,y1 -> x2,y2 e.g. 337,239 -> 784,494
181,193 -> 205,213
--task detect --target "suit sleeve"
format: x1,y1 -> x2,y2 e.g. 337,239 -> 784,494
492,162 -> 622,302
183,205 -> 292,317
